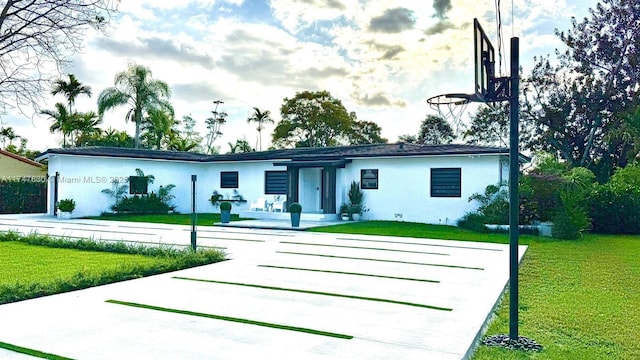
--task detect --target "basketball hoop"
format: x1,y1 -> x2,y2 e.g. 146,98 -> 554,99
426,93 -> 476,134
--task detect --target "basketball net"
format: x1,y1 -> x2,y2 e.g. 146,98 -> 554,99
426,93 -> 471,136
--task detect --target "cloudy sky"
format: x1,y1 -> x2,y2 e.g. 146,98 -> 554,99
4,0 -> 592,152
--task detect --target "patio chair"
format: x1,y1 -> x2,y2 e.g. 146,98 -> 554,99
271,198 -> 287,212
249,197 -> 268,211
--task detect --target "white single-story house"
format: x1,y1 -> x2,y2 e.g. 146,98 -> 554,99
36,143 -> 525,224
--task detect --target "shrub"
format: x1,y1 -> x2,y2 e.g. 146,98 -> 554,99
552,192 -> 590,239
519,173 -> 563,223
468,182 -> 509,224
102,179 -> 129,211
0,179 -> 46,214
113,192 -> 176,214
289,202 -> 302,213
219,201 -> 232,211
457,213 -> 489,233
57,198 -> 76,213
588,164 -> 640,234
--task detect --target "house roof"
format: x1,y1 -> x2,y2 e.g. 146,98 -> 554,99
36,143 -> 529,163
0,149 -> 44,168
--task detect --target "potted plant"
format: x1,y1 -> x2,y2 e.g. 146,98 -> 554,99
339,203 -> 351,221
57,198 -> 76,219
220,201 -> 232,223
210,190 -> 223,209
289,202 -> 302,227
347,181 -> 367,221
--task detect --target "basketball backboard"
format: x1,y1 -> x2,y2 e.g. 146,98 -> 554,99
474,18 -> 495,102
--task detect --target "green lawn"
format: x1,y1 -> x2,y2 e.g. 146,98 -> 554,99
312,221 -> 640,359
87,212 -> 245,226
0,241 -> 170,285
0,232 -> 225,305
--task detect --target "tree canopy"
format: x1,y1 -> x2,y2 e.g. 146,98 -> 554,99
97,63 -> 172,149
521,0 -> 640,181
272,90 -> 385,148
0,0 -> 117,113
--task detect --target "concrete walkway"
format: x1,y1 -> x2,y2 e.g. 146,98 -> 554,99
0,216 -> 527,359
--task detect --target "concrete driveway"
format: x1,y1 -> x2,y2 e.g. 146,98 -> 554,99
0,216 -> 526,359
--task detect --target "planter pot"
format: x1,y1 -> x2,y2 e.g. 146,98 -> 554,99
352,213 -> 361,221
220,210 -> 231,223
290,212 -> 301,227
57,211 -> 72,219
341,213 -> 350,221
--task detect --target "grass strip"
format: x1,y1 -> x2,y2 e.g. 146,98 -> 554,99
0,341 -> 72,360
335,237 -> 503,252
257,265 -> 440,283
279,241 -> 450,256
276,251 -> 484,270
173,276 -> 452,311
105,300 -> 353,339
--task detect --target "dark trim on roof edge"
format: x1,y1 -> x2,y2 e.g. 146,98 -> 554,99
36,143 -> 528,163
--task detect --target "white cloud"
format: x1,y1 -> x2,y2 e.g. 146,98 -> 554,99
1,0 -> 593,152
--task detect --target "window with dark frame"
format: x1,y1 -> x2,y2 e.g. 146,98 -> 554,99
265,171 -> 287,194
361,169 -> 379,189
430,168 -> 461,197
220,171 -> 239,188
129,176 -> 148,195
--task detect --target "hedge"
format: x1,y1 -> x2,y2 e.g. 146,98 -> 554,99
0,179 -> 46,214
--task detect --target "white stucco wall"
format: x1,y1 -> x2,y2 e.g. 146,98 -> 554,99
199,159 -> 288,213
47,155 -> 209,216
336,154 -> 503,224
46,152 -> 505,223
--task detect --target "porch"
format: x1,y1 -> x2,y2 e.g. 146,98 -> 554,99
222,211 -> 342,230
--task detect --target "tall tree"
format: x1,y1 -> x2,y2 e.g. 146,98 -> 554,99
227,138 -> 254,154
349,117 -> 387,145
51,74 -> 92,113
82,128 -> 135,148
0,126 -> 19,148
417,115 -> 455,145
522,0 -> 640,181
42,103 -> 76,147
141,105 -> 177,150
273,90 -> 355,148
247,107 -> 274,150
0,1 -> 117,113
205,100 -> 227,154
71,111 -> 102,146
97,63 -> 172,148
464,103 -> 509,147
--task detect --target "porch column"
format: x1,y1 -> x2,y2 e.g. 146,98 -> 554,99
322,166 -> 337,214
286,166 -> 299,210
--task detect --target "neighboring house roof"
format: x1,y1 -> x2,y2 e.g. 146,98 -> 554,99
36,143 -> 530,163
0,149 -> 44,168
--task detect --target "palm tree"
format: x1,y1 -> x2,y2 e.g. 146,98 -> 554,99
247,107 -> 273,150
0,126 -> 19,148
168,137 -> 200,152
141,105 -> 177,150
71,111 -> 102,146
42,102 -> 76,147
51,74 -> 92,113
97,63 -> 172,148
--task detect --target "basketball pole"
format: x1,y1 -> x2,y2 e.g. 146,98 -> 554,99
508,36 -> 520,341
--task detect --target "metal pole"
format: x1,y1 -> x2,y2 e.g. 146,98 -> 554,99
509,36 -> 520,341
191,175 -> 197,251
